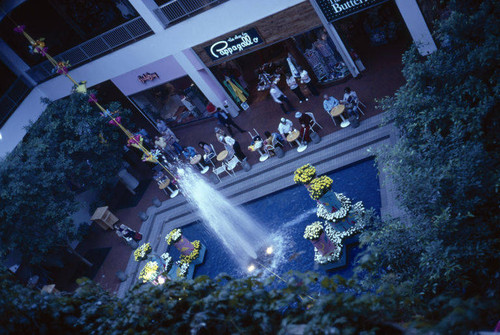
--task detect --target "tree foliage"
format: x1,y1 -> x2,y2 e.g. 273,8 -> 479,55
0,92 -> 130,264
356,0 -> 500,330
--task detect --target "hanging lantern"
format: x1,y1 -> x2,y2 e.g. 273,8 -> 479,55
88,94 -> 98,104
127,134 -> 143,149
108,116 -> 122,126
55,60 -> 70,75
73,81 -> 87,94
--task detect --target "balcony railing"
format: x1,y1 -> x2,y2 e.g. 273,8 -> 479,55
26,17 -> 153,84
0,77 -> 32,128
154,0 -> 227,27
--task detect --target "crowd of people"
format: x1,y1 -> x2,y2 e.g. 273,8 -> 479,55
142,81 -> 365,178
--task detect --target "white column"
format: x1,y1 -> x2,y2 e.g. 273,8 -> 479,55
0,39 -> 37,87
128,0 -> 165,34
308,0 -> 359,77
173,49 -> 240,117
395,0 -> 437,55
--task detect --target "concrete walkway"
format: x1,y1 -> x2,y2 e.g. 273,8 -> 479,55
118,111 -> 402,296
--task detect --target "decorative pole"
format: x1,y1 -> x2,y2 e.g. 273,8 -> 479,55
13,25 -> 175,179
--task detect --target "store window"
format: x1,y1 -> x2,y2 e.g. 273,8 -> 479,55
129,77 -> 209,128
293,26 -> 350,84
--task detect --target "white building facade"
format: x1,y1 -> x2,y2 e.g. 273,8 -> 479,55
0,0 -> 435,157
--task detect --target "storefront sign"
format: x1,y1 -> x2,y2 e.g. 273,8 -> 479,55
204,28 -> 263,61
313,0 -> 388,22
138,72 -> 159,84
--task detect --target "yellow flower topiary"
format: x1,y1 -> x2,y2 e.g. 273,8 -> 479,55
134,243 -> 152,261
138,261 -> 159,283
180,240 -> 201,264
308,176 -> 333,200
293,164 -> 317,184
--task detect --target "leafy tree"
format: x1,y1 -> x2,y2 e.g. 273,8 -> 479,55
0,92 -> 131,265
356,0 -> 500,330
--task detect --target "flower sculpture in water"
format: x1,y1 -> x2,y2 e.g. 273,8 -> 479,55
294,164 -> 317,184
303,221 -> 323,240
179,240 -> 201,264
308,175 -> 333,200
166,228 -> 182,245
176,261 -> 190,278
296,163 -> 365,266
139,261 -> 159,283
134,243 -> 152,261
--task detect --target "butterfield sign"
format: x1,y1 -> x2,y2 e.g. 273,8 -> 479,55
205,28 -> 263,61
314,0 -> 388,22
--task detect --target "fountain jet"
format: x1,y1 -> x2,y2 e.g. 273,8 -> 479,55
176,166 -> 269,269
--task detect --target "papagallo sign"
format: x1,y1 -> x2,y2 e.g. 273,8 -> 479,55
313,0 -> 389,22
204,28 -> 263,61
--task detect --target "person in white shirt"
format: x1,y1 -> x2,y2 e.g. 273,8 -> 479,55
286,74 -> 308,103
278,117 -> 294,137
270,84 -> 294,114
222,135 -> 246,161
299,67 -> 319,96
323,94 -> 339,112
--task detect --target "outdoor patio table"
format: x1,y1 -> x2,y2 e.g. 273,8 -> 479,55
330,104 -> 350,128
253,140 -> 269,162
286,130 -> 307,152
158,178 -> 179,198
217,150 -> 229,162
190,154 -> 209,174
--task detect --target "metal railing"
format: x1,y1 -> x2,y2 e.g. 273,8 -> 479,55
26,17 -> 153,84
154,0 -> 227,27
0,77 -> 32,128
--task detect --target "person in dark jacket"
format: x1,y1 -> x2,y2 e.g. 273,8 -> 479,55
214,108 -> 245,137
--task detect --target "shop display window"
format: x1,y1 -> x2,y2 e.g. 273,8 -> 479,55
130,79 -> 209,128
293,27 -> 350,84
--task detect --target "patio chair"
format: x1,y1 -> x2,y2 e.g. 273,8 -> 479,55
247,128 -> 263,142
213,163 -> 232,181
225,155 -> 241,175
327,109 -> 338,126
355,99 -> 366,115
305,112 -> 323,130
265,143 -> 276,156
205,144 -> 217,167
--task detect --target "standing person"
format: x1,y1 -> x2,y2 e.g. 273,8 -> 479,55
180,94 -> 200,117
295,112 -> 312,142
221,134 -> 246,161
214,107 -> 246,137
270,84 -> 294,114
156,118 -> 168,133
278,117 -> 294,137
286,74 -> 308,103
299,67 -> 319,96
164,127 -> 183,156
215,127 -> 226,143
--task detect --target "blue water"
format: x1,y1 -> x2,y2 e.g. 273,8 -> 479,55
170,158 -> 381,279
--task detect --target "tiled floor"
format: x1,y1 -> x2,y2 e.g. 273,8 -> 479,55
61,40 -> 406,293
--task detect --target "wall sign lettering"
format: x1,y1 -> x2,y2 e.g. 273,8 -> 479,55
313,0 -> 388,22
138,72 -> 159,84
204,28 -> 263,61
